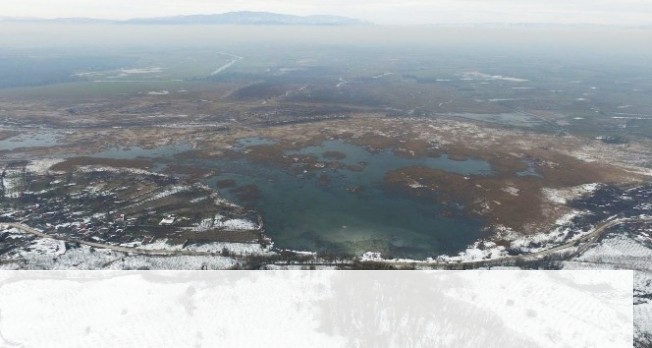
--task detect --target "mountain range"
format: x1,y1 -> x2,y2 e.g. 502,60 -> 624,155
0,11 -> 365,26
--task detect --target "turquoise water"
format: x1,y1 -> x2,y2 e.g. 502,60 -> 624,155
516,158 -> 543,178
290,140 -> 493,178
234,136 -> 276,148
0,129 -> 63,151
200,140 -> 492,258
93,138 -> 494,258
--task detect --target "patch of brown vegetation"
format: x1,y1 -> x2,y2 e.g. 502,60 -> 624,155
385,167 -> 550,232
323,150 -> 346,160
346,164 -> 366,172
446,153 -> 470,161
0,130 -> 18,141
243,144 -> 293,166
348,132 -> 399,153
216,179 -> 237,189
384,148 -> 639,234
534,153 -> 630,187
318,174 -> 331,187
393,138 -> 439,158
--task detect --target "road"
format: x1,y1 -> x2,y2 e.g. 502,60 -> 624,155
524,217 -> 627,259
382,216 -> 652,268
210,52 -> 243,76
518,109 -> 563,131
455,216 -> 652,267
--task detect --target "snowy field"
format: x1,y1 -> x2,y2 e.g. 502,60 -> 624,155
135,238 -> 273,256
563,233 -> 652,344
0,226 -> 248,270
192,214 -> 260,232
1,242 -> 239,271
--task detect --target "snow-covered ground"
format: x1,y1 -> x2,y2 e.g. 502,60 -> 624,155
1,168 -> 24,198
147,185 -> 191,201
187,242 -> 273,256
563,233 -> 652,343
120,185 -> 192,211
214,217 -> 258,231
565,234 -> 652,269
25,158 -> 64,174
147,90 -> 169,96
19,238 -> 67,257
135,238 -> 273,256
263,264 -> 339,270
1,237 -> 240,270
542,183 -> 600,205
189,196 -> 208,204
192,214 -> 260,232
0,225 -> 261,270
460,71 -> 529,83
77,165 -> 165,177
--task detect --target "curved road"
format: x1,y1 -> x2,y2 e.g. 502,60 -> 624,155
3,216 -> 652,265
452,216 -> 652,267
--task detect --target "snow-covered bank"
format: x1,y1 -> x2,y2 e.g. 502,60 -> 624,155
25,158 -> 64,174
134,238 -> 273,256
361,210 -> 597,264
192,214 -> 260,232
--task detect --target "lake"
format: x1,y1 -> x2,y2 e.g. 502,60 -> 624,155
197,139 -> 492,258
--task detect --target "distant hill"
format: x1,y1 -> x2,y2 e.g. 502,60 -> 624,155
125,11 -> 364,25
0,11 -> 365,26
0,16 -> 114,24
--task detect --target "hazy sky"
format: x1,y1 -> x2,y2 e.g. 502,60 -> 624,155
2,0 -> 651,26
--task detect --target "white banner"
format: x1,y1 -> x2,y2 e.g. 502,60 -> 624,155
0,270 -> 633,347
